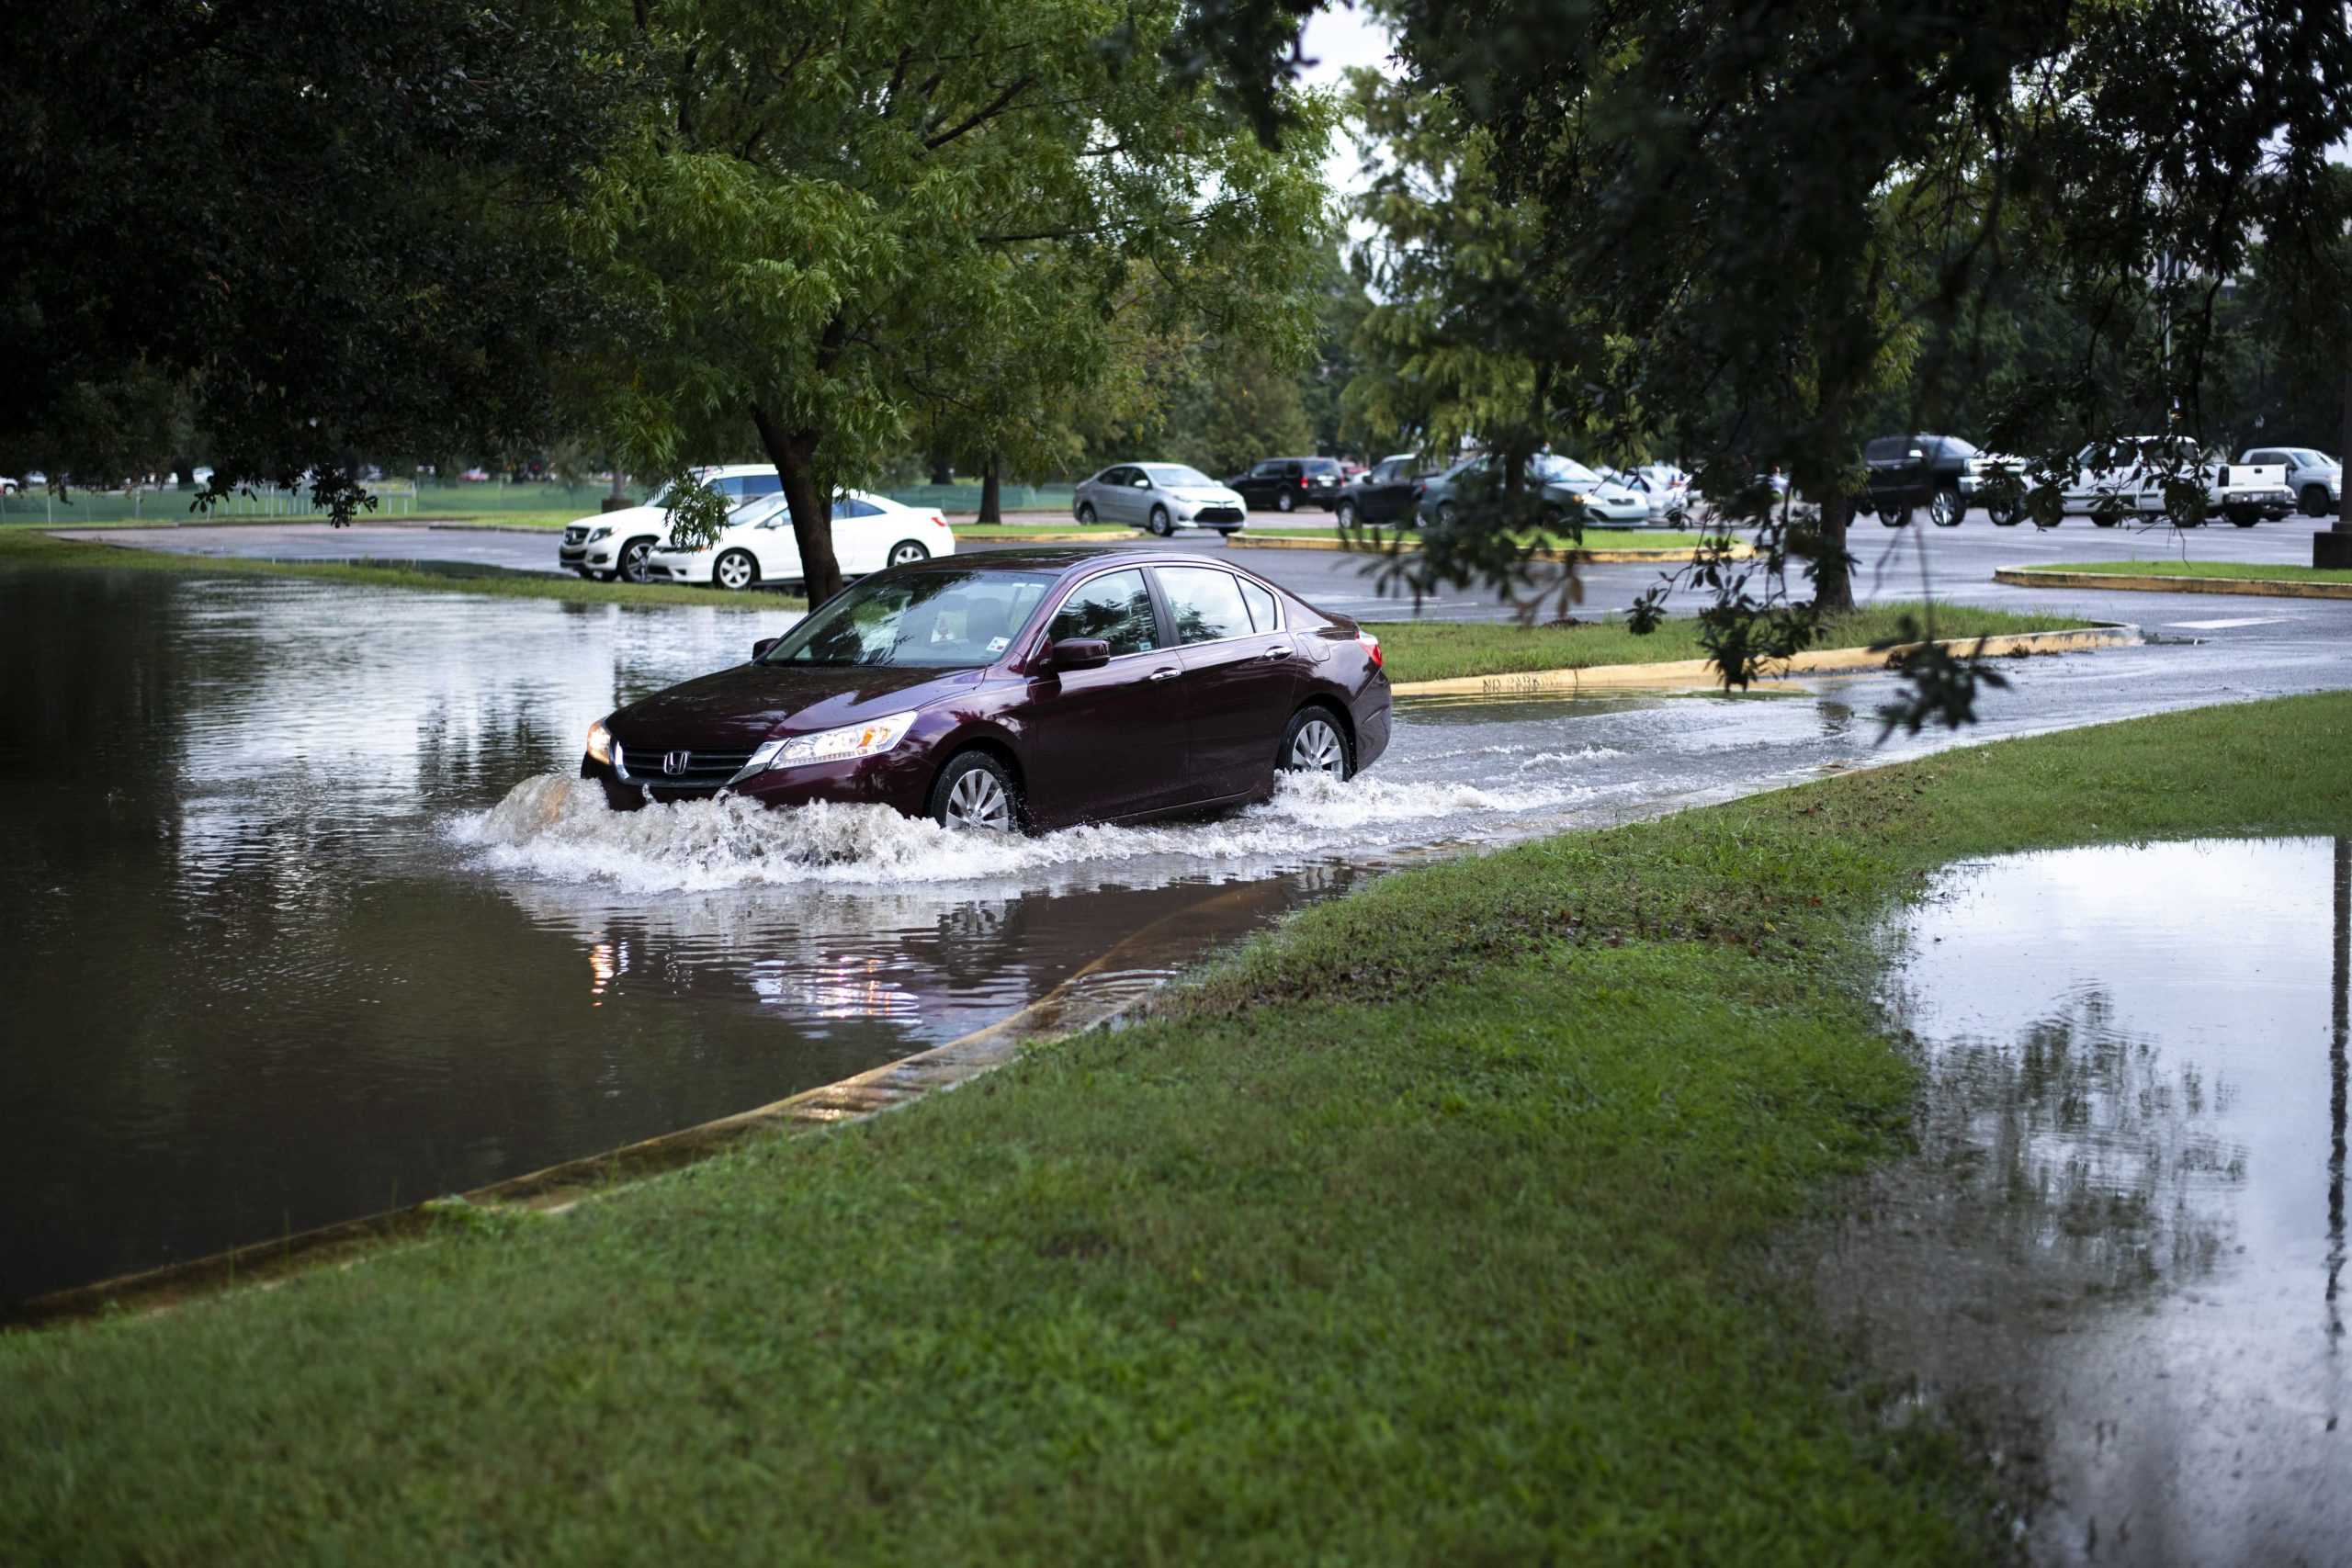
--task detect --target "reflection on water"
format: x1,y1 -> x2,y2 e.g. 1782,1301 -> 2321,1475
1826,838 -> 2349,1565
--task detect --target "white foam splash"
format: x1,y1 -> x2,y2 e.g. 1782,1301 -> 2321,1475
448,769 -> 1582,892
1517,745 -> 1626,768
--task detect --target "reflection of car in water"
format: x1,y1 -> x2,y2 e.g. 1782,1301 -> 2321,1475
581,550 -> 1392,833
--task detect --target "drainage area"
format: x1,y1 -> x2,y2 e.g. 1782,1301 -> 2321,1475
1826,836 -> 2349,1565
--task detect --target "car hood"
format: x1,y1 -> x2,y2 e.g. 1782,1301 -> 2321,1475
1169,488 -> 1241,504
609,662 -> 978,750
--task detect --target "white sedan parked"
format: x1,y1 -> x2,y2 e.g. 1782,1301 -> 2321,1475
640,491 -> 956,591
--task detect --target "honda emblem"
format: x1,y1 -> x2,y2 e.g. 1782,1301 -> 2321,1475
662,750 -> 689,776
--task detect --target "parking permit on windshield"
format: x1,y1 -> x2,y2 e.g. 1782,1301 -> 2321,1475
989,637 -> 1010,652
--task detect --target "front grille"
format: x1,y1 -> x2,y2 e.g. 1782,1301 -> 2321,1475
1194,505 -> 1244,524
563,525 -> 589,546
614,744 -> 759,788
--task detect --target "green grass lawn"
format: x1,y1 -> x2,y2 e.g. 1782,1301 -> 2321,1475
2,507 -> 591,531
1370,601 -> 2091,683
2030,558 -> 2352,583
0,528 -> 792,610
7,694 -> 2346,1560
1241,525 -> 1729,551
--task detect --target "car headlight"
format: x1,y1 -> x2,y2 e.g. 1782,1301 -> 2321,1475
751,712 -> 918,773
587,525 -> 613,543
585,718 -> 614,765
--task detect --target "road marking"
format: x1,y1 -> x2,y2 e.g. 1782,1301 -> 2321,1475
2165,616 -> 2293,630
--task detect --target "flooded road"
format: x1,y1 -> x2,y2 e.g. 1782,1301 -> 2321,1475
1829,840 -> 2351,1564
3,559 -> 2348,1306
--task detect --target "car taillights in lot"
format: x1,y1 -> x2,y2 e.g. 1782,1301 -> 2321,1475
1358,631 -> 1383,670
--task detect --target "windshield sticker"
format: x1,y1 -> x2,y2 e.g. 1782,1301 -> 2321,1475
988,636 -> 1011,652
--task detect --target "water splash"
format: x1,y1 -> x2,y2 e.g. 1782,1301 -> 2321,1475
450,769 -> 1584,893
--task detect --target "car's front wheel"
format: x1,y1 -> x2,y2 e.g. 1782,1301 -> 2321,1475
888,539 -> 931,566
1985,499 -> 2022,525
1280,707 -> 1351,781
1148,505 -> 1173,536
1335,499 -> 1357,529
2225,507 -> 2259,528
604,536 -> 657,583
1928,488 -> 1963,526
714,548 -> 758,591
929,750 -> 1023,833
1076,502 -> 1097,525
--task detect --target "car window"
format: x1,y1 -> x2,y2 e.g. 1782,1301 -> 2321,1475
1250,461 -> 1281,479
835,496 -> 881,518
1144,465 -> 1214,487
1049,569 -> 1160,657
1236,577 -> 1278,632
1928,435 -> 1980,459
1864,436 -> 1913,462
1159,567 -> 1252,645
762,570 -> 1057,668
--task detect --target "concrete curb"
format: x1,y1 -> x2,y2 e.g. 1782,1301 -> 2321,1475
1994,567 -> 2352,601
1227,532 -> 1753,564
1387,622 -> 2142,698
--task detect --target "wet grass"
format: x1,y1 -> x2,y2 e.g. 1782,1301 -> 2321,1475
0,528 -> 796,610
1370,601 -> 2094,682
9,693 -> 2346,1559
2031,558 -> 2352,583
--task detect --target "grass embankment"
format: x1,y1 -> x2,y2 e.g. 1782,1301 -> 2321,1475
1370,601 -> 2090,684
11,694 -> 2347,1559
0,528 -> 794,611
1,508 -> 589,531
949,520 -> 1136,536
2037,558 -> 2352,584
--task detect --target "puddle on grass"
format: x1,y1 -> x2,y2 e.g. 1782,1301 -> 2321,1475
1821,837 -> 2350,1565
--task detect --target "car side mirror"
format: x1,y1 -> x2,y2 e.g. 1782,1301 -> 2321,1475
752,637 -> 779,660
1049,637 -> 1110,671
1132,478 -> 1150,489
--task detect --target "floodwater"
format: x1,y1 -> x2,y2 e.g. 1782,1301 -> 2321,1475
1827,839 -> 2350,1564
0,564 -> 1797,1306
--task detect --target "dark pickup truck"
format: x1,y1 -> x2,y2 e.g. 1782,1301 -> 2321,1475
1858,434 -> 2009,526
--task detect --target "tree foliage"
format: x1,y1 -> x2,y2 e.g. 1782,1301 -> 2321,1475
0,0 -> 618,520
576,0 -> 1334,599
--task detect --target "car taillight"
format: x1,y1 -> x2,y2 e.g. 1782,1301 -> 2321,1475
1299,476 -> 1308,487
1357,631 -> 1382,669
930,513 -> 948,529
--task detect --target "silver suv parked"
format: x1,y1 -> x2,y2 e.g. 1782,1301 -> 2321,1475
2236,446 -> 2341,517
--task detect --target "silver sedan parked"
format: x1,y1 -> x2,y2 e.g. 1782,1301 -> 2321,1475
1073,463 -> 1250,536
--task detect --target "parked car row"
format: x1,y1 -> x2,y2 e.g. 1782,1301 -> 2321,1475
1856,432 -> 2323,528
579,550 -> 1392,837
559,465 -> 954,588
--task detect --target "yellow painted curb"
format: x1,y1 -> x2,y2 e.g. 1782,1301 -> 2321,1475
1387,623 -> 2141,698
1227,532 -> 1753,564
1994,567 -> 2352,601
951,528 -> 1146,543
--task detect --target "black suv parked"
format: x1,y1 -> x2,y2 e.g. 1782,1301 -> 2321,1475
1334,453 -> 1430,528
1859,434 -> 1982,526
1228,456 -> 1345,513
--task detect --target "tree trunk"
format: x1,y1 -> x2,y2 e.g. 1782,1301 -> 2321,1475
1813,490 -> 1855,613
929,450 -> 954,487
978,454 -> 1001,524
750,404 -> 844,605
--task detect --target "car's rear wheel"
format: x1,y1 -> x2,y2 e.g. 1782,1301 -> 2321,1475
1879,505 -> 1912,527
1275,490 -> 1296,513
2090,513 -> 2120,528
1986,499 -> 2022,525
888,539 -> 930,566
1148,505 -> 1173,536
1436,500 -> 1458,526
1076,501 -> 1097,525
1336,499 -> 1357,529
714,548 -> 758,591
1280,707 -> 1351,781
929,751 -> 1022,833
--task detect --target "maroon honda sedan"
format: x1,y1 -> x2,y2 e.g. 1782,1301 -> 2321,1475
579,550 -> 1391,831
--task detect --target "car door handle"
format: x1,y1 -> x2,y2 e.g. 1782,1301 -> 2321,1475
1149,666 -> 1181,682
1260,646 -> 1291,660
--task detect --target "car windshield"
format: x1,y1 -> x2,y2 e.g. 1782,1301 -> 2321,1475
1143,465 -> 1215,487
759,570 -> 1057,669
1531,455 -> 1601,484
2290,448 -> 2335,468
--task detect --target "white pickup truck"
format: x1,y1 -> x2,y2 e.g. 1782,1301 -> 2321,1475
2058,436 -> 2294,528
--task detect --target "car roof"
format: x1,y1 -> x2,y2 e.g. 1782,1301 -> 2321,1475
900,547 -> 1275,579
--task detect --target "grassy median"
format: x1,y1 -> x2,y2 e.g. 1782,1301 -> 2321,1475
1240,525 -> 1722,551
1370,601 -> 2090,683
8,693 -> 2345,1560
0,527 -> 792,610
2032,558 -> 2352,584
